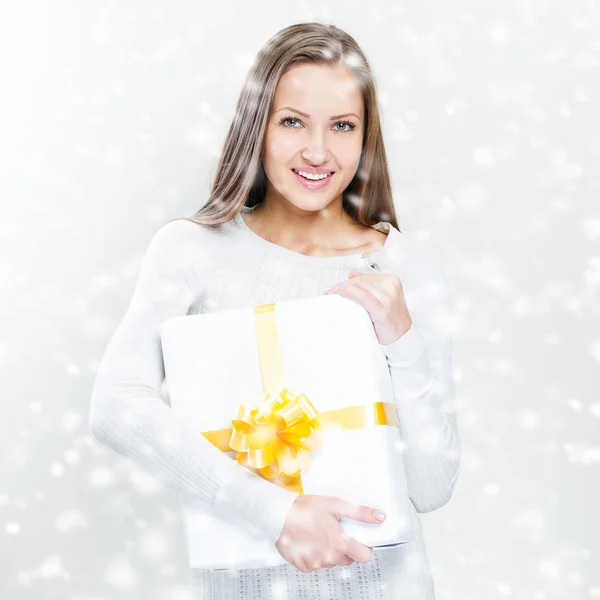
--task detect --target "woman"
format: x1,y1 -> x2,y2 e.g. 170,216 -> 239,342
89,22 -> 461,599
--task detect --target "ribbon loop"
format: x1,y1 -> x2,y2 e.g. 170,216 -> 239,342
229,388 -> 322,482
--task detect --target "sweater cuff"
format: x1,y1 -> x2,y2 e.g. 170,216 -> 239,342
254,482 -> 301,544
379,324 -> 434,398
380,323 -> 426,365
216,468 -> 300,545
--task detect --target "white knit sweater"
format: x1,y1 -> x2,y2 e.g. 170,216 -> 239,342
89,204 -> 460,600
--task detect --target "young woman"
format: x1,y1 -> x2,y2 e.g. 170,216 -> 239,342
90,22 -> 461,599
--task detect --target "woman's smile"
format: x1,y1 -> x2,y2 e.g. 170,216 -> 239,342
291,168 -> 335,190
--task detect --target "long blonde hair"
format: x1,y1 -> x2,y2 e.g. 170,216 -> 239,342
171,22 -> 400,231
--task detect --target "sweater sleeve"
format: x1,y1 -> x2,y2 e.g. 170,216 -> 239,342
88,220 -> 300,544
378,245 -> 461,513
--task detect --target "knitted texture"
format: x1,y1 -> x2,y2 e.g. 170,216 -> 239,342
89,205 -> 460,599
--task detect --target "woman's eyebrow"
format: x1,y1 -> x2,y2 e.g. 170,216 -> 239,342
274,106 -> 361,120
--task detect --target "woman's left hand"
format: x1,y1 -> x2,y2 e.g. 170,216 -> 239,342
322,271 -> 413,346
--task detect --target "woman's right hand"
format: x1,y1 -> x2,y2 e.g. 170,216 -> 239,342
274,494 -> 386,573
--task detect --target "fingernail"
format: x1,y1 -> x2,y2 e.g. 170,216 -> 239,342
374,511 -> 386,522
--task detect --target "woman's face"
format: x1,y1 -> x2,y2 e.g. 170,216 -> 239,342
262,63 -> 364,214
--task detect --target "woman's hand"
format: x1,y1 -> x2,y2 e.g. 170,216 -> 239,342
275,494 -> 385,572
323,271 -> 412,346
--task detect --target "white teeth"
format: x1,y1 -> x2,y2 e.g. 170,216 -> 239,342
293,169 -> 332,181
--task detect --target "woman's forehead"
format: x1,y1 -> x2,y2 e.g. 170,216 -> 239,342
274,66 -> 363,117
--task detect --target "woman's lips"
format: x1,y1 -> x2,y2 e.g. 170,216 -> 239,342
291,169 -> 334,190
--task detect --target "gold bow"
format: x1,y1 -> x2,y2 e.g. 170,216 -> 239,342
200,303 -> 398,494
229,387 -> 323,481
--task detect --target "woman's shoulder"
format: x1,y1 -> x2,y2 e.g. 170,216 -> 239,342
386,230 -> 452,328
154,217 -> 223,243
142,217 -> 234,277
150,217 -> 236,254
386,227 -> 447,284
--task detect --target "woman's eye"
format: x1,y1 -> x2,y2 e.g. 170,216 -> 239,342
281,117 -> 301,128
333,121 -> 354,132
278,117 -> 356,133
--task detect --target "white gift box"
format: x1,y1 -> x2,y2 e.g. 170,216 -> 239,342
159,293 -> 414,570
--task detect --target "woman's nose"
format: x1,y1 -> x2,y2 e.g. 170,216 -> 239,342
302,134 -> 330,163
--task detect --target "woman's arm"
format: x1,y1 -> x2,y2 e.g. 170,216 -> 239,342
89,220 -> 299,544
379,246 -> 461,513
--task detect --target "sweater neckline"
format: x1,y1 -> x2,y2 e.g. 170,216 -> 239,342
233,204 -> 397,267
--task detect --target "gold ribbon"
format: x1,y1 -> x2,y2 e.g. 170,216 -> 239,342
200,303 -> 398,494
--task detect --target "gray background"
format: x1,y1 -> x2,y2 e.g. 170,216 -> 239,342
1,1 -> 599,598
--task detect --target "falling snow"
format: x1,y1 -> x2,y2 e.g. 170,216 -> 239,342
2,1 -> 598,599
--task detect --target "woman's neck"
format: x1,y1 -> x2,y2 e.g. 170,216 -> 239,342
242,201 -> 387,257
